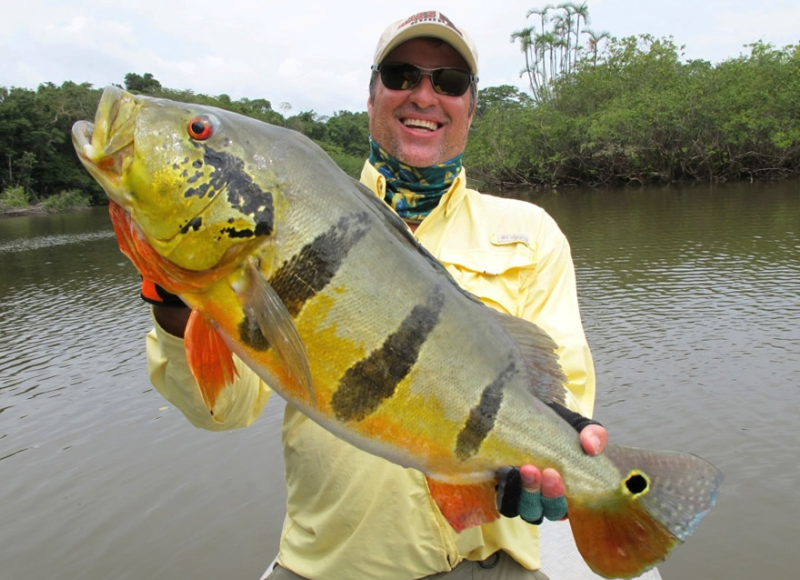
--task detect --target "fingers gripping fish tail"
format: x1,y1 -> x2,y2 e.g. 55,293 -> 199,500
567,445 -> 723,579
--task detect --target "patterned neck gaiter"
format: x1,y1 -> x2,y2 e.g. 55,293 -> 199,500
368,138 -> 462,224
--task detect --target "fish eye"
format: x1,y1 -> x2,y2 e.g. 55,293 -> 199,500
188,116 -> 214,140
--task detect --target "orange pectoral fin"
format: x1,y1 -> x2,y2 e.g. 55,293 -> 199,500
185,309 -> 238,414
426,477 -> 501,533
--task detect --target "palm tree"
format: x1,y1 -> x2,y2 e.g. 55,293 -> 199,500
511,27 -> 538,97
527,3 -> 554,37
556,3 -> 576,73
535,31 -> 559,100
527,4 -> 554,85
550,12 -> 571,74
571,2 -> 591,67
582,28 -> 611,65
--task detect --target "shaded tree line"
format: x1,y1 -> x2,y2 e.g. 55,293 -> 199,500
467,36 -> 800,188
0,75 -> 371,207
2,29 -> 799,209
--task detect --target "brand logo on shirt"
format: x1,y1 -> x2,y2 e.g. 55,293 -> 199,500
492,233 -> 531,246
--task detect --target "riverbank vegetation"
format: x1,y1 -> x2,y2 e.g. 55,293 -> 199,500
1,5 -> 798,210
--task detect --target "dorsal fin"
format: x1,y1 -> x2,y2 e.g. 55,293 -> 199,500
489,309 -> 569,406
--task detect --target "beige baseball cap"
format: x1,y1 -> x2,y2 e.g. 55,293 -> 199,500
372,11 -> 479,77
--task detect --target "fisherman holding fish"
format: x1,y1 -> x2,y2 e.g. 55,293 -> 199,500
142,11 -> 607,580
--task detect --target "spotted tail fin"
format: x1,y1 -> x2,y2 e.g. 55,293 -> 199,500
568,445 -> 723,579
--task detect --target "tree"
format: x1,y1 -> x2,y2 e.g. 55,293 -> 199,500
511,26 -> 538,96
287,110 -> 328,141
570,2 -> 591,66
326,111 -> 370,157
124,72 -> 163,94
475,85 -> 533,118
279,102 -> 292,126
583,28 -> 611,65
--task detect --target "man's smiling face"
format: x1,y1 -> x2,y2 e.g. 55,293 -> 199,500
368,37 -> 475,168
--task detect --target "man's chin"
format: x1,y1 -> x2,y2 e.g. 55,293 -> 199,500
394,144 -> 446,168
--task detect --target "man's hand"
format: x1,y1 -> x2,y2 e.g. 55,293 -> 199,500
152,304 -> 191,338
519,424 -> 608,522
141,278 -> 191,338
497,423 -> 608,524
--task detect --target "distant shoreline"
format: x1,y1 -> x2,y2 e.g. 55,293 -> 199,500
0,203 -> 91,219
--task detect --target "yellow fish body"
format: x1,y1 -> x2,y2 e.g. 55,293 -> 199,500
73,87 -> 722,579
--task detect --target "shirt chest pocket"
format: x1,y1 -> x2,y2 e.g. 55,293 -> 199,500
438,241 -> 536,317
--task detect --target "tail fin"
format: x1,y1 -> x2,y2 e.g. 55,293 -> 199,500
567,445 -> 723,579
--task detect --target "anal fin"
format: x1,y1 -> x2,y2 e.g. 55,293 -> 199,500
426,477 -> 500,532
185,309 -> 238,416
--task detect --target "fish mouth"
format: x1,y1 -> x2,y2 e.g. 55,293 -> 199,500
72,86 -> 137,206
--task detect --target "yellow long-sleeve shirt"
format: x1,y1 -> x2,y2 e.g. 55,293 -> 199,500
146,162 -> 595,580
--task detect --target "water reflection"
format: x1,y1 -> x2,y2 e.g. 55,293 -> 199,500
0,209 -> 286,579
1,183 -> 798,580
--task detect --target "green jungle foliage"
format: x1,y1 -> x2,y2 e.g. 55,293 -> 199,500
0,185 -> 30,209
1,28 -> 798,210
467,36 -> 800,187
41,188 -> 91,211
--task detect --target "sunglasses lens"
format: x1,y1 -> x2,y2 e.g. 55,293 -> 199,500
379,64 -> 471,96
380,63 -> 422,91
431,69 -> 471,96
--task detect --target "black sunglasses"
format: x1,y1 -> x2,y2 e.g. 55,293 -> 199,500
372,62 -> 477,97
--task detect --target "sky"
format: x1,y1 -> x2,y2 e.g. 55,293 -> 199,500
2,0 -> 798,117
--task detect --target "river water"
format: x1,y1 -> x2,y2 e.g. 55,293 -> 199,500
1,181 -> 798,580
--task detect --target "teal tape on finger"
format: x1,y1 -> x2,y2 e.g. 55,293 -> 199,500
518,490 -> 543,523
541,495 -> 568,521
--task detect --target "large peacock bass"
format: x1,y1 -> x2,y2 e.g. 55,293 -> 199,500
73,86 -> 722,579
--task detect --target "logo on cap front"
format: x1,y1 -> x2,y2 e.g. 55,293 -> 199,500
399,11 -> 463,37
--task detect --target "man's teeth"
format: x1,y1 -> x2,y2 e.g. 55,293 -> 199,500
403,119 -> 437,131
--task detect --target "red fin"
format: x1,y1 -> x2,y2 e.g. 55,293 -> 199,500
108,201 -> 170,286
185,309 -> 238,411
568,445 -> 722,578
108,201 -> 137,265
426,477 -> 500,532
568,497 -> 679,579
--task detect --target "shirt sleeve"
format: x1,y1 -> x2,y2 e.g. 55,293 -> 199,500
520,212 -> 596,418
145,311 -> 273,431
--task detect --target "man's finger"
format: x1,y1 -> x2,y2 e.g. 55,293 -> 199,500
579,424 -> 608,456
541,468 -> 564,498
541,468 -> 568,520
519,464 -> 542,493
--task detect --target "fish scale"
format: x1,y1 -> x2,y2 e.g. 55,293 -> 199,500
72,86 -> 723,579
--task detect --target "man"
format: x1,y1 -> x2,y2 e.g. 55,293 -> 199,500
146,10 -> 606,580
